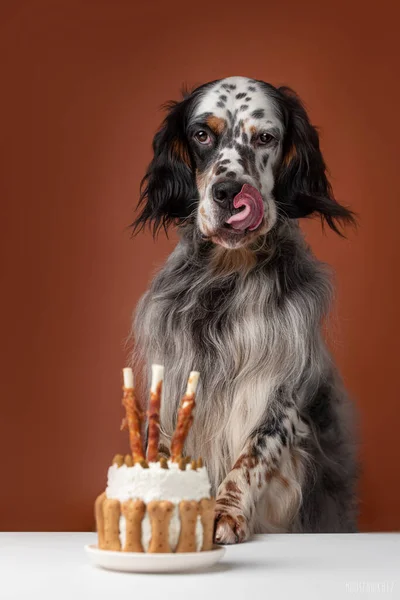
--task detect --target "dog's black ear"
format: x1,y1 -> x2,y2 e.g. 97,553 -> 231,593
274,87 -> 356,235
132,98 -> 198,236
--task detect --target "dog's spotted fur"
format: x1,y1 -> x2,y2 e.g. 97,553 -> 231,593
191,80 -> 281,249
132,77 -> 358,543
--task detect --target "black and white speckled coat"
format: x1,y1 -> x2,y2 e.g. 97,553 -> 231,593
132,76 -> 358,543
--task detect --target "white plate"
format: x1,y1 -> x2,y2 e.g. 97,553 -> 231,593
85,544 -> 226,573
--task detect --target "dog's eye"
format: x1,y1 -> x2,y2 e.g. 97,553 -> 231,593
258,133 -> 274,145
194,130 -> 211,145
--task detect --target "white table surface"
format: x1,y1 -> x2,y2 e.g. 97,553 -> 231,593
1,533 -> 399,600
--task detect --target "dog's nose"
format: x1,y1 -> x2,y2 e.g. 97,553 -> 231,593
212,180 -> 243,207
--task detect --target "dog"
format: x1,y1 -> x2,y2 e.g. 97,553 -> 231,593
131,76 -> 358,543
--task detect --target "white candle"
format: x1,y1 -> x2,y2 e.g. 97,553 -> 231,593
150,364 -> 164,393
186,371 -> 200,395
123,367 -> 134,389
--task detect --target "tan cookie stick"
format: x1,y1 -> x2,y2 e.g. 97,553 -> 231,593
103,498 -> 121,551
176,500 -> 198,552
170,371 -> 200,462
122,499 -> 146,552
147,500 -> 174,553
94,491 -> 106,548
121,368 -> 145,463
146,364 -> 164,463
200,497 -> 216,551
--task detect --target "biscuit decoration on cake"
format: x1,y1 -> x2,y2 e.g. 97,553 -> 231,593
159,456 -> 168,469
112,453 -> 124,467
94,492 -> 106,548
121,499 -> 146,552
95,366 -> 216,553
124,454 -> 133,467
147,501 -> 174,553
200,498 -> 216,551
103,498 -> 121,551
176,501 -> 199,552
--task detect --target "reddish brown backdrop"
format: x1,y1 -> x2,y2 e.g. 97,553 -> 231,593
1,0 -> 399,531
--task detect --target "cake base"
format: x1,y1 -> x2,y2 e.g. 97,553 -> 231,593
95,460 -> 215,553
85,544 -> 225,573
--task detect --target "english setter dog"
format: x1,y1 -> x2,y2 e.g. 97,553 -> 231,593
132,76 -> 358,543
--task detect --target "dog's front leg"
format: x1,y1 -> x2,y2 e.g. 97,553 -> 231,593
214,406 -> 307,544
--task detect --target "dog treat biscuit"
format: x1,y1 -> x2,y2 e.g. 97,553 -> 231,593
200,497 -> 216,551
147,500 -> 174,553
121,499 -> 146,552
103,498 -> 121,551
124,454 -> 133,466
112,453 -> 124,467
159,456 -> 168,469
94,492 -> 106,548
176,500 -> 199,552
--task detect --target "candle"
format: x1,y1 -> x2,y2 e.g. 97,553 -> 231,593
170,371 -> 200,462
147,364 -> 164,463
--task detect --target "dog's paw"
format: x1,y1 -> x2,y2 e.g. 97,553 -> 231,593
214,509 -> 250,545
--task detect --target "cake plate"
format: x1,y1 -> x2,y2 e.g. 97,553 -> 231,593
85,544 -> 226,573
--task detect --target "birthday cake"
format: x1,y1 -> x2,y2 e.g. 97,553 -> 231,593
95,366 -> 215,553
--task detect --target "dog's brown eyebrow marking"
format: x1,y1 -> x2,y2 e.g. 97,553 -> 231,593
283,143 -> 297,166
206,115 -> 227,135
171,139 -> 191,166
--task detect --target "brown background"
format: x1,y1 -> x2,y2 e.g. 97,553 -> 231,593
1,0 -> 399,532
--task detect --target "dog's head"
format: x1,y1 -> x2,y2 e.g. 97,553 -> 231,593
133,76 -> 354,248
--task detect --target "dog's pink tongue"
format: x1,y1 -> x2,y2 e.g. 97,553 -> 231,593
226,184 -> 264,231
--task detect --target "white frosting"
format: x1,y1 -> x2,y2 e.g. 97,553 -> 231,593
105,461 -> 211,551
